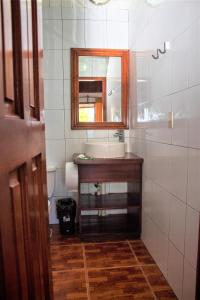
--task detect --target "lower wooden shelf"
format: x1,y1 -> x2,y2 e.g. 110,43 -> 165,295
80,192 -> 140,210
80,209 -> 140,237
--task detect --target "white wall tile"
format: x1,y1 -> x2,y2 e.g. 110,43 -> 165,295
44,50 -> 63,79
171,31 -> 189,93
109,183 -> 127,193
85,20 -> 107,48
171,91 -> 188,147
107,9 -> 128,22
188,19 -> 200,87
54,168 -> 68,197
169,196 -> 186,254
168,242 -> 184,300
169,145 -> 188,203
85,2 -> 106,20
43,20 -> 62,50
80,183 -> 89,194
129,2 -> 200,298
64,79 -> 71,109
62,6 -> 84,19
187,148 -> 200,212
183,259 -> 196,300
152,183 -> 171,236
46,139 -> 66,168
45,110 -> 65,139
186,85 -> 200,149
142,178 -> 153,218
63,20 -> 85,49
62,0 -> 84,8
87,130 -> 109,139
44,80 -> 64,109
184,206 -> 199,269
43,0 -> 62,20
64,109 -> 87,139
154,225 -> 169,277
66,139 -> 87,162
63,50 -> 70,79
107,21 -> 128,49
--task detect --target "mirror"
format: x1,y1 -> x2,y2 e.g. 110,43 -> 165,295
71,48 -> 129,129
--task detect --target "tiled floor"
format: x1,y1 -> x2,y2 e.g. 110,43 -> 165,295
50,227 -> 177,300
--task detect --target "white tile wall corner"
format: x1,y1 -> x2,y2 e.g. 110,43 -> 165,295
129,1 -> 200,298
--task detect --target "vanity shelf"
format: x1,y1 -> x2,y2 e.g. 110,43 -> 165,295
73,153 -> 143,240
80,193 -> 140,210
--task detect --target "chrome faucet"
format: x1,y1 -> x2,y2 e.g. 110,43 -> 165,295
113,130 -> 125,142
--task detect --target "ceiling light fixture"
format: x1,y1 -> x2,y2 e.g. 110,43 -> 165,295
89,0 -> 111,5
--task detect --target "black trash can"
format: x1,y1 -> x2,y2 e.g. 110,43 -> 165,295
56,198 -> 76,235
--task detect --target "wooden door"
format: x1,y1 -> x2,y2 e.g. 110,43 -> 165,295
0,0 -> 52,299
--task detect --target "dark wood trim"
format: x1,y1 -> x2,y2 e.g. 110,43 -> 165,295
71,48 -> 129,130
73,152 -> 143,165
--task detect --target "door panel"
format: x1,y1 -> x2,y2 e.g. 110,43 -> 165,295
0,0 -> 52,299
1,0 -> 14,102
9,167 -> 29,300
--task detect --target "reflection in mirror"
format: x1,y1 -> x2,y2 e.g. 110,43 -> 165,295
71,48 -> 129,129
78,56 -> 122,123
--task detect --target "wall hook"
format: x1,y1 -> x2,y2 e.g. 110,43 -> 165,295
158,42 -> 166,54
152,49 -> 159,60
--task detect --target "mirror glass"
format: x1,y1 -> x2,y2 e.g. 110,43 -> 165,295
78,56 -> 122,123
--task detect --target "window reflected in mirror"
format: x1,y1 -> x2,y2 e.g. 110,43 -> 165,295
78,56 -> 121,123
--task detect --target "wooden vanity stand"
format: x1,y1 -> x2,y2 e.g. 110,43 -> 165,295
73,153 -> 143,240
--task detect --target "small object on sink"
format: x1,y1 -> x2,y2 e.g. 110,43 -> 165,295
78,153 -> 94,160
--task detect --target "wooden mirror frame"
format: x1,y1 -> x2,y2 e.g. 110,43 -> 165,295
71,48 -> 129,130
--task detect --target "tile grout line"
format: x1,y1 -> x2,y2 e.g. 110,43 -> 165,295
82,243 -> 91,300
127,241 -> 157,300
51,263 -> 157,273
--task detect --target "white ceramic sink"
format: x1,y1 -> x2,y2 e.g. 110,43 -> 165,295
85,142 -> 125,159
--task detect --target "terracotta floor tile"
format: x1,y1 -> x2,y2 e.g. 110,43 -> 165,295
85,242 -> 138,268
129,240 -> 155,265
52,270 -> 87,300
51,244 -> 84,271
142,265 -> 177,299
88,267 -> 155,300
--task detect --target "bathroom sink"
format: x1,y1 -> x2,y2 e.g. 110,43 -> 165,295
85,142 -> 125,159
